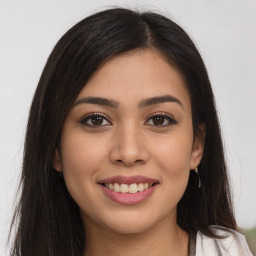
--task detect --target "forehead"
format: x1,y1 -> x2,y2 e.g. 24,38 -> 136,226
77,49 -> 191,111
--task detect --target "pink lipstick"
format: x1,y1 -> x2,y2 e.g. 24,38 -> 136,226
98,175 -> 159,205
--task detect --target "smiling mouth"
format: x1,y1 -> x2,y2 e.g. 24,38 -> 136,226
98,175 -> 160,194
98,175 -> 159,205
100,182 -> 159,194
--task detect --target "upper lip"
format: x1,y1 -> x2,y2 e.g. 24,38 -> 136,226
98,175 -> 160,185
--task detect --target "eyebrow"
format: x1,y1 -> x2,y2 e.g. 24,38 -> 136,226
73,97 -> 119,108
73,95 -> 183,109
139,95 -> 183,109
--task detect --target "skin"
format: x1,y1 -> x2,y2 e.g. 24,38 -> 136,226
54,49 -> 205,256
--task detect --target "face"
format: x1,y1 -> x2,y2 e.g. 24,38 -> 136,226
54,49 -> 204,234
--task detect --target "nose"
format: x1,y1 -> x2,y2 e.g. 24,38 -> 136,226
109,124 -> 149,167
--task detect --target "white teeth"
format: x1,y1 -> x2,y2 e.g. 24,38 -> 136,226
128,183 -> 138,193
114,183 -> 120,192
105,182 -> 153,193
137,183 -> 144,192
120,184 -> 129,193
144,183 -> 149,189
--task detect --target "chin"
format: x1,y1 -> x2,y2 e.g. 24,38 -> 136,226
105,218 -> 154,235
97,208 -> 166,235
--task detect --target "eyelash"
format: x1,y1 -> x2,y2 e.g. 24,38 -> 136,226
145,112 -> 178,127
79,112 -> 111,127
79,112 -> 178,128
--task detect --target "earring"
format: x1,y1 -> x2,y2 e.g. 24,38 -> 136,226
195,167 -> 201,188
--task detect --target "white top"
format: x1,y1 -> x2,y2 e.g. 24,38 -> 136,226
195,225 -> 253,256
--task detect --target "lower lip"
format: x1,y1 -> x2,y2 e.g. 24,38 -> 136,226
100,185 -> 158,205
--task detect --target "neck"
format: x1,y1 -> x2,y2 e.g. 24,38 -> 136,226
83,214 -> 189,256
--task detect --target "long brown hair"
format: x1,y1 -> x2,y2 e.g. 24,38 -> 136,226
10,8 -> 236,256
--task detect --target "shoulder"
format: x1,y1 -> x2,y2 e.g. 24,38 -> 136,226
195,225 -> 253,256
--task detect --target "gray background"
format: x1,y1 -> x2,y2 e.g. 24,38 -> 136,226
1,0 -> 256,254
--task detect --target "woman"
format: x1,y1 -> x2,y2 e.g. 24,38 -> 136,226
10,8 -> 253,256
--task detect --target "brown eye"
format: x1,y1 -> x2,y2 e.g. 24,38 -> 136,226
91,116 -> 104,125
145,113 -> 178,127
152,116 -> 165,125
80,113 -> 111,127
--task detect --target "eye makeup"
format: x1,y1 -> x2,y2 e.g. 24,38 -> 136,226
79,111 -> 178,129
145,111 -> 178,128
78,112 -> 111,128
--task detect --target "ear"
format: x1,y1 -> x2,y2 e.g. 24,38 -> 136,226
53,149 -> 62,172
190,123 -> 206,169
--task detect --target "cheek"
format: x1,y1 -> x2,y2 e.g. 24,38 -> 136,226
61,130 -> 108,173
151,131 -> 193,198
152,131 -> 193,172
60,132 -> 107,205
